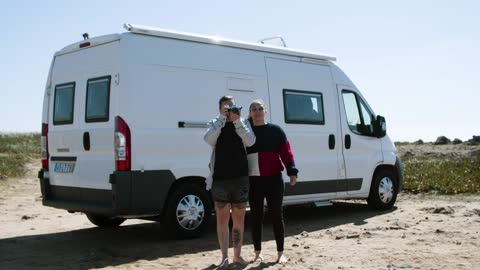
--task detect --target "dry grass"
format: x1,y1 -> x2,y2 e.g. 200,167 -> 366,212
402,155 -> 480,194
0,133 -> 40,179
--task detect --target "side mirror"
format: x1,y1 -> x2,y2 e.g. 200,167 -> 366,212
373,115 -> 387,138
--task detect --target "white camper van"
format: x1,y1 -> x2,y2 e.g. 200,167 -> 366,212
39,23 -> 403,238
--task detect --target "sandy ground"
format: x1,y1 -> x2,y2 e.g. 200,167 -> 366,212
1,161 -> 479,270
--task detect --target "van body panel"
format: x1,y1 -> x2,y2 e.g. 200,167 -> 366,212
382,146 -> 398,166
329,63 -> 355,87
56,34 -> 121,56
48,41 -> 120,190
119,34 -> 270,176
42,58 -> 55,124
382,136 -> 398,165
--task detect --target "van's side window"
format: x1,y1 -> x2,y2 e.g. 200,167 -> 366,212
342,90 -> 374,136
283,89 -> 324,125
85,76 -> 111,122
53,82 -> 75,125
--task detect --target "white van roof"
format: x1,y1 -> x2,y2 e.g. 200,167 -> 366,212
55,23 -> 336,62
124,23 -> 336,61
56,34 -> 122,56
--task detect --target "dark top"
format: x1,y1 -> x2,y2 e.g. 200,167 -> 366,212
247,123 -> 298,177
213,122 -> 248,180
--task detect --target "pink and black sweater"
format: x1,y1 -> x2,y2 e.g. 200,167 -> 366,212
246,122 -> 298,177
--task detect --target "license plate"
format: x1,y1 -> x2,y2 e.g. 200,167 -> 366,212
54,162 -> 75,173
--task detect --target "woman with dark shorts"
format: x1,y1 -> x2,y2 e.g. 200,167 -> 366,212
204,96 -> 255,267
246,99 -> 298,264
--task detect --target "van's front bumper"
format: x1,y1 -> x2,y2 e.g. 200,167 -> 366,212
37,169 -> 176,216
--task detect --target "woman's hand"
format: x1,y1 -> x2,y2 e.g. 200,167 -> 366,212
221,105 -> 230,117
289,175 -> 297,186
229,111 -> 240,122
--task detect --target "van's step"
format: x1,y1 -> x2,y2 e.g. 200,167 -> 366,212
313,201 -> 333,207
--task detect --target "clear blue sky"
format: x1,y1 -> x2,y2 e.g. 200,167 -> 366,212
2,0 -> 479,142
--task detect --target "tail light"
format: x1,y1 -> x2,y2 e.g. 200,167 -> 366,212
115,116 -> 131,171
41,123 -> 49,170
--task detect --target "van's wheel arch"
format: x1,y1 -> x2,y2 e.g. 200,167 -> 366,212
163,182 -> 212,238
367,168 -> 398,210
86,213 -> 126,228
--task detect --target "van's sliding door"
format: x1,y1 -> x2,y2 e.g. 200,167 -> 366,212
265,58 -> 344,202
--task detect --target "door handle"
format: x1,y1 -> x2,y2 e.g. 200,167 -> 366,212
345,134 -> 351,149
328,134 -> 335,150
83,132 -> 90,151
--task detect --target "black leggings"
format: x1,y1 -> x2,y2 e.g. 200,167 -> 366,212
249,174 -> 285,252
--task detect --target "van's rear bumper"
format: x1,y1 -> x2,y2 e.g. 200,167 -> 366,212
38,169 -> 176,216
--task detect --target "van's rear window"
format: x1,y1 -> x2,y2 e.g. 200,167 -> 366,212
85,76 -> 111,123
53,82 -> 75,125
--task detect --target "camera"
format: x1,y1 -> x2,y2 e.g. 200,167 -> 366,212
227,105 -> 242,115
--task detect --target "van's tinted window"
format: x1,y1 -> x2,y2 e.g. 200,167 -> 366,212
283,89 -> 324,125
86,76 -> 110,122
53,83 -> 75,125
342,90 -> 374,136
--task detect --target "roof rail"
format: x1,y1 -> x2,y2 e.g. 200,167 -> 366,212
123,23 -> 336,61
258,36 -> 287,47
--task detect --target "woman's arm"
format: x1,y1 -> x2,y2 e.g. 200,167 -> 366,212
203,114 -> 227,147
233,118 -> 256,147
277,126 -> 299,177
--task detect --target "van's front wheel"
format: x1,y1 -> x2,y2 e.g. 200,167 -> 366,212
367,169 -> 398,210
163,183 -> 212,238
86,213 -> 126,228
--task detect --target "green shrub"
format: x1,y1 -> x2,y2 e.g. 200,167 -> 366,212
403,156 -> 480,194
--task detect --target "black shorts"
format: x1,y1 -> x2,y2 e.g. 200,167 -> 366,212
211,176 -> 249,204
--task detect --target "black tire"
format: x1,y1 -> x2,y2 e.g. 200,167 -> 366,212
367,169 -> 398,210
163,183 -> 212,239
86,213 -> 126,228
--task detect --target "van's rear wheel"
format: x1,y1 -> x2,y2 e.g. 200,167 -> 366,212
367,169 -> 398,210
163,183 -> 212,238
86,213 -> 126,228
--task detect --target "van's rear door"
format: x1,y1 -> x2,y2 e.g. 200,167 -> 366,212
49,41 -> 119,192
